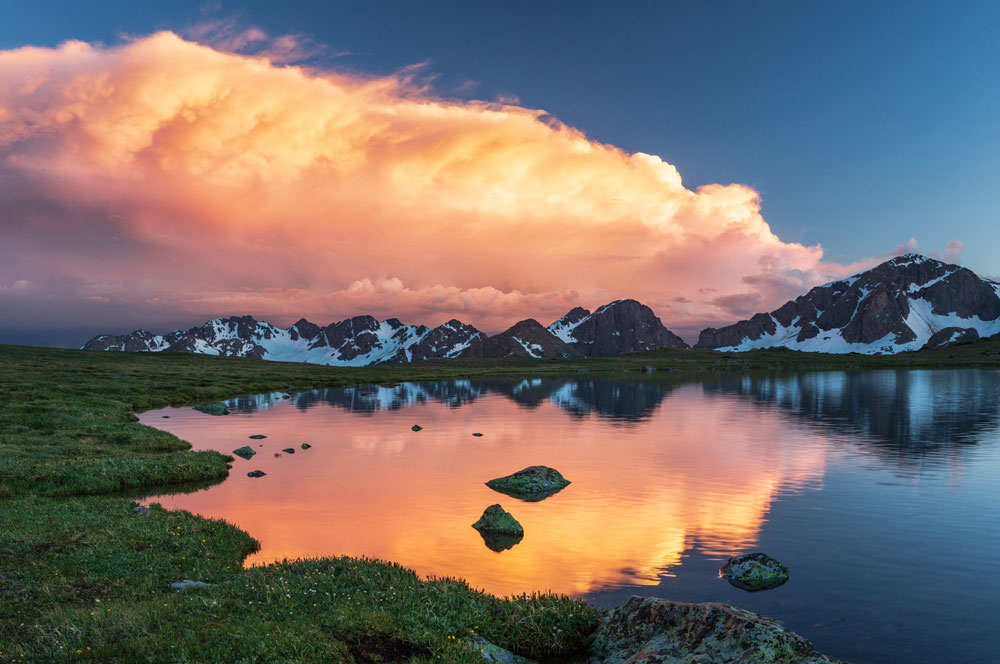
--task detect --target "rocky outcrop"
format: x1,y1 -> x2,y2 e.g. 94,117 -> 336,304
461,319 -> 580,359
719,552 -> 789,591
696,254 -> 1000,354
485,466 -> 571,501
472,504 -> 525,552
591,596 -> 845,663
549,299 -> 689,355
924,326 -> 979,349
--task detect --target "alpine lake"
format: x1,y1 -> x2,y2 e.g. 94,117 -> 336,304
139,369 -> 1000,664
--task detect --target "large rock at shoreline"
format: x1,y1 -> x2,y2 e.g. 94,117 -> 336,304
486,466 -> 570,501
592,596 -> 845,663
720,552 -> 790,592
193,402 -> 230,416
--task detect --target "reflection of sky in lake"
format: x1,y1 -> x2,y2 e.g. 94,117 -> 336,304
141,370 -> 1000,664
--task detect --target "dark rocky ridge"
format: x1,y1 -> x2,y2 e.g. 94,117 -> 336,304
696,254 -> 1000,353
548,299 -> 689,354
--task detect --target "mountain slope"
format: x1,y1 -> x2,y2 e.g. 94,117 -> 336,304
696,254 -> 1000,354
548,299 -> 689,355
461,319 -> 580,359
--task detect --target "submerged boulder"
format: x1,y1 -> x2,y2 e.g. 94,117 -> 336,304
720,552 -> 790,592
472,504 -> 523,538
592,596 -> 844,663
232,446 -> 256,460
486,466 -> 570,501
193,402 -> 230,416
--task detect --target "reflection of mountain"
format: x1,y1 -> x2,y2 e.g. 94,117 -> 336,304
217,377 -> 683,422
701,370 -> 1000,462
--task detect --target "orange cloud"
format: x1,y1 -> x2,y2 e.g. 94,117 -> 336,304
0,31 -> 905,338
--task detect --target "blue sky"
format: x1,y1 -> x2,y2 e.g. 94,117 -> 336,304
3,0 -> 998,274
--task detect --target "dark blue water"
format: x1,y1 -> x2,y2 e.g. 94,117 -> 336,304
145,369 -> 1000,664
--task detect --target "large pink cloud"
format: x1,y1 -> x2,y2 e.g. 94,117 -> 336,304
0,31 -> 957,340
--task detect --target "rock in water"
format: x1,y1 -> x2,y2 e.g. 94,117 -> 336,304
232,446 -> 256,460
592,596 -> 845,663
247,470 -> 266,478
282,447 -> 295,454
472,432 -> 484,437
193,402 -> 230,416
476,530 -> 524,553
720,552 -> 790,591
472,504 -> 523,537
486,466 -> 570,501
301,443 -> 312,449
249,434 -> 267,439
411,424 -> 423,431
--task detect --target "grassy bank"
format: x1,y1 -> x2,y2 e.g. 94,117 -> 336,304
2,340 -> 999,662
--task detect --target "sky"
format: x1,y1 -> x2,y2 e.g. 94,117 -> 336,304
1,0 -> 999,347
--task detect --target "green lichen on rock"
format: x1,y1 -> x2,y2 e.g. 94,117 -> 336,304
720,552 -> 790,592
193,402 -> 230,416
472,504 -> 523,537
301,443 -> 311,449
591,596 -> 846,664
231,446 -> 256,460
464,635 -> 534,663
486,466 -> 570,501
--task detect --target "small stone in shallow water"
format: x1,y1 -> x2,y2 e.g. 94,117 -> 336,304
232,446 -> 256,460
193,402 -> 230,416
411,425 -> 423,431
282,448 -> 295,454
472,504 -> 523,536
171,580 -> 211,590
301,443 -> 311,449
249,434 -> 267,439
162,415 -> 170,418
247,470 -> 266,478
719,552 -> 789,591
486,466 -> 570,501
472,432 -> 484,437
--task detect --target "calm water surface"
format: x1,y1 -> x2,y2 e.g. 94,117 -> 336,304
140,370 -> 1000,664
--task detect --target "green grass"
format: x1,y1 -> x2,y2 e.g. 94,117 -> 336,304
2,339 -> 1000,662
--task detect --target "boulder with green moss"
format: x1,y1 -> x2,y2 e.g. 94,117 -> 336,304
720,552 -> 789,591
486,466 -> 570,501
193,402 -> 230,416
591,596 -> 846,663
472,504 -> 523,537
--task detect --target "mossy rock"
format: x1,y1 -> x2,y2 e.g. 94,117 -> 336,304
592,596 -> 843,663
232,446 -> 256,460
301,443 -> 311,449
472,504 -> 523,537
193,402 -> 230,416
486,466 -> 570,501
720,552 -> 790,592
411,424 -> 423,432
249,434 -> 267,440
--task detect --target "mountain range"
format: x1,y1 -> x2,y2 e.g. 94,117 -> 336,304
82,299 -> 688,365
696,254 -> 1000,353
82,254 -> 1000,362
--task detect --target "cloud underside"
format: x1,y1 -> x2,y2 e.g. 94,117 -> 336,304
0,32 -> 929,338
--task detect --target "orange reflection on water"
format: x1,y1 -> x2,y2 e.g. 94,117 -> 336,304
142,382 -> 828,596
